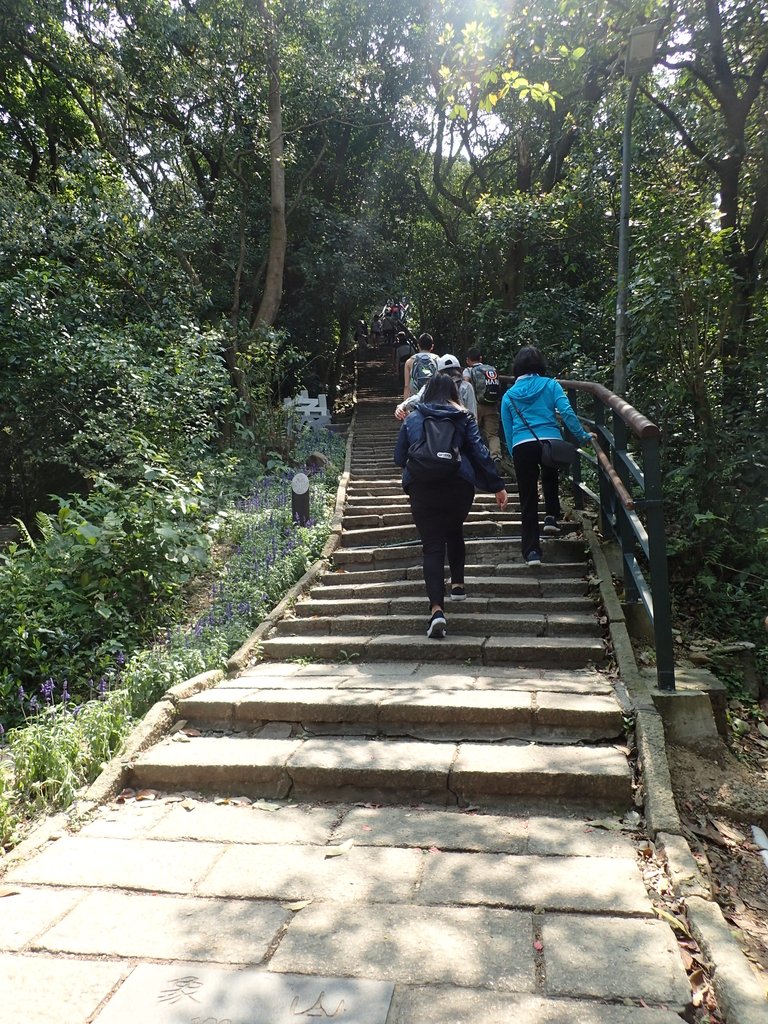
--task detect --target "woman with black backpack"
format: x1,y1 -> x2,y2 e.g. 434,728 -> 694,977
394,374 -> 508,639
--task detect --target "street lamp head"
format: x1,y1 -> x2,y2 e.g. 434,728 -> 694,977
624,20 -> 664,77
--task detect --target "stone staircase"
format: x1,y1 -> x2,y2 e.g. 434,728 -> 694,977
127,359 -> 633,814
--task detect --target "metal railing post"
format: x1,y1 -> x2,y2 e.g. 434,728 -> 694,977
613,413 -> 640,604
641,437 -> 676,690
593,399 -> 613,538
567,389 -> 584,508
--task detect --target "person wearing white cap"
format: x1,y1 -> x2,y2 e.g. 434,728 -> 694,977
395,353 -> 477,420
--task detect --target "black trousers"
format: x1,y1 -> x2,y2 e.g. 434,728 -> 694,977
408,478 -> 476,607
511,441 -> 561,558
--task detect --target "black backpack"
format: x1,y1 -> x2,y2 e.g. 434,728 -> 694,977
469,363 -> 501,404
406,415 -> 462,482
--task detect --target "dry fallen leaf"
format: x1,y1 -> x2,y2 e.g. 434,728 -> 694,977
253,800 -> 283,812
135,789 -> 159,801
284,899 -> 313,912
653,905 -> 693,938
324,838 -> 354,858
711,818 -> 747,846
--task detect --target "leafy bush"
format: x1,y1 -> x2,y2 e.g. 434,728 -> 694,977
0,425 -> 345,848
0,443 -> 212,726
7,689 -> 131,814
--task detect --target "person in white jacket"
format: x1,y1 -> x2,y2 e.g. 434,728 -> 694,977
394,354 -> 477,420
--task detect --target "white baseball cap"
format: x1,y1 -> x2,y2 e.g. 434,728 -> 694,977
437,354 -> 461,371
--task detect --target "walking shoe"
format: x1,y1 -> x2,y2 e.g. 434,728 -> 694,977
427,610 -> 447,638
449,585 -> 466,601
543,516 -> 560,535
525,549 -> 542,567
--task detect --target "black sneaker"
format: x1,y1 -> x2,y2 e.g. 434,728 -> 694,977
427,610 -> 447,638
525,550 -> 542,567
543,516 -> 559,535
449,585 -> 466,601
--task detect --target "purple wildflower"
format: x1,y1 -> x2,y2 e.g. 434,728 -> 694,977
41,678 -> 55,705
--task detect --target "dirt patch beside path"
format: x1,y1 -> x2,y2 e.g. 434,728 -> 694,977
667,739 -> 768,986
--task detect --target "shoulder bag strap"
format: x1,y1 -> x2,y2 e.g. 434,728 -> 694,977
507,394 -> 542,443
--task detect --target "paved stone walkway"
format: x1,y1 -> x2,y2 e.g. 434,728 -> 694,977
0,358 -> 694,1023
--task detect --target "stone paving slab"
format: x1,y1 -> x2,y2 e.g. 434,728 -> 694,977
269,903 -> 535,991
542,914 -> 690,1006
418,852 -> 650,914
0,886 -> 84,949
197,843 -> 423,903
379,688 -> 532,726
452,742 -> 632,807
535,692 -> 623,733
387,987 -> 686,1024
92,965 -> 394,1024
528,815 -> 639,858
335,806 -> 529,853
233,687 -> 392,723
77,796 -> 171,838
0,954 -> 129,1024
483,635 -> 605,665
34,890 -> 289,962
6,836 -> 222,893
366,635 -> 486,659
130,736 -> 301,796
474,671 -> 614,695
260,635 -> 374,659
130,801 -> 336,846
286,736 -> 456,802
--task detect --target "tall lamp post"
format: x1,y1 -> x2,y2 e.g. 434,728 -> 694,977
613,20 -> 664,397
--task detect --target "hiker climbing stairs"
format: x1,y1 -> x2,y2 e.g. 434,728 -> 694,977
127,356 -> 632,813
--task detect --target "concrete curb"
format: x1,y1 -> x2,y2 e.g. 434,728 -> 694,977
577,515 -> 768,1019
580,522 -> 682,837
687,897 -> 768,1022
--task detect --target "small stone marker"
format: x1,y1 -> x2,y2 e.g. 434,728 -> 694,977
292,472 -> 310,526
93,964 -> 394,1023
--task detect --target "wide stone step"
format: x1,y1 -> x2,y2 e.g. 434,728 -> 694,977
332,537 -> 588,568
127,735 -> 631,808
272,613 -> 600,638
320,562 -> 588,585
258,633 -> 605,666
177,686 -> 623,741
341,519 -> 531,547
296,596 -> 594,616
312,576 -> 589,599
343,510 -> 525,529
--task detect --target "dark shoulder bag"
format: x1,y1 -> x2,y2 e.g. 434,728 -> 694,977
507,391 -> 577,469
